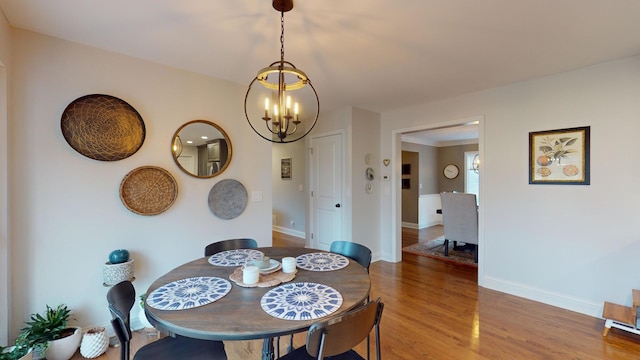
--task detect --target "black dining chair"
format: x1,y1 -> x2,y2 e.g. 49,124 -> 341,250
329,241 -> 372,273
107,280 -> 228,360
279,241 -> 374,358
277,298 -> 384,360
330,240 -> 373,359
204,238 -> 258,256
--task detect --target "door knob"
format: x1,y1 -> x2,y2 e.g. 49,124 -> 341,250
335,204 -> 341,208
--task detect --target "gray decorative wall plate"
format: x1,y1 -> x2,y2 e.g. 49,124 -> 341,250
208,179 -> 248,220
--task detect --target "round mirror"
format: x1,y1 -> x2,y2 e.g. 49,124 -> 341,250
171,120 -> 232,178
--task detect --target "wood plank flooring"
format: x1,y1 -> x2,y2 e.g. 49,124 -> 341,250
72,229 -> 640,359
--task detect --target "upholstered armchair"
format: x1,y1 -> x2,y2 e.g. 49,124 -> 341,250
440,192 -> 478,263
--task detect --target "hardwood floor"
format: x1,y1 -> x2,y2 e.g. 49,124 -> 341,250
401,224 -> 443,247
73,229 -> 640,359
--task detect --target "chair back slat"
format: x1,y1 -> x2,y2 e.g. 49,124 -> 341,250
329,241 -> 372,272
204,238 -> 258,256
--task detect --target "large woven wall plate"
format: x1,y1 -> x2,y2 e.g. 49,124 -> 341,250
61,94 -> 146,161
120,166 -> 178,216
208,179 -> 248,220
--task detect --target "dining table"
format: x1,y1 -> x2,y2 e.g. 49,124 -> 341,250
144,246 -> 371,360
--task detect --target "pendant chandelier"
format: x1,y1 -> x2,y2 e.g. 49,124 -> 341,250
172,135 -> 183,157
471,154 -> 480,173
244,0 -> 319,143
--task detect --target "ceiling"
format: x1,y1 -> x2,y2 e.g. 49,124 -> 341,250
1,0 -> 640,118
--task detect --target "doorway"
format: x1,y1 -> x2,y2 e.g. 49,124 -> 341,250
392,116 -> 483,267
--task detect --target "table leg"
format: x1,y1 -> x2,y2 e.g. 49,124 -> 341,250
262,337 -> 275,360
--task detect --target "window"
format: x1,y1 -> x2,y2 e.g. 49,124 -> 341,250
464,151 -> 479,204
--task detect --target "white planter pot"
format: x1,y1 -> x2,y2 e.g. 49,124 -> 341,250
45,326 -> 82,360
103,258 -> 135,286
79,327 -> 109,359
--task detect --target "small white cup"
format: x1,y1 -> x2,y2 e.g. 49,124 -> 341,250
243,265 -> 259,284
282,257 -> 296,273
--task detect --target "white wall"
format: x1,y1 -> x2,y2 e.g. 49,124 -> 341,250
351,108 -> 381,259
7,30 -> 272,338
0,12 -> 12,345
380,56 -> 640,318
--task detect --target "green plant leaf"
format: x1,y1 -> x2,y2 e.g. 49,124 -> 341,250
18,304 -> 70,349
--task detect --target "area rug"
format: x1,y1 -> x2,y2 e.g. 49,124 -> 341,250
403,236 -> 477,267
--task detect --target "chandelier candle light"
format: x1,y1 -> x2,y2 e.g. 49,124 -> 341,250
245,0 -> 319,143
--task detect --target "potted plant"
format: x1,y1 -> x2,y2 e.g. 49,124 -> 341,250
18,304 -> 81,360
0,343 -> 32,360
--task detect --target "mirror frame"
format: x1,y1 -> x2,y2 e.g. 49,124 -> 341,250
171,119 -> 233,178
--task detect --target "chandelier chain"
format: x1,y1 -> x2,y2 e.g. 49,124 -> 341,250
280,11 -> 285,62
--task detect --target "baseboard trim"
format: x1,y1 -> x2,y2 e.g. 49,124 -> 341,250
272,226 -> 305,239
402,222 -> 418,229
482,275 -> 601,318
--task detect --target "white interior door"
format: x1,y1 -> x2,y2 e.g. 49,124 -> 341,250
311,133 -> 343,250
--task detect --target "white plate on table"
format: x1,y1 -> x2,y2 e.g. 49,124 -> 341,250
244,259 -> 281,274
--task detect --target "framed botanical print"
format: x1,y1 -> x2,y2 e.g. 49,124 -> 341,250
529,126 -> 590,185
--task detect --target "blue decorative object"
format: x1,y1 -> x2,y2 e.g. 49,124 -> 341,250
109,249 -> 130,264
146,277 -> 232,311
208,249 -> 264,267
295,252 -> 350,271
261,282 -> 343,320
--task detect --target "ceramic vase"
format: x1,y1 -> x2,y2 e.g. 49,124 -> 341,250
79,327 -> 109,359
44,326 -> 82,360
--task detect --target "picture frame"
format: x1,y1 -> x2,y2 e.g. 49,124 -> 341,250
402,164 -> 411,175
281,158 -> 292,180
529,126 -> 590,185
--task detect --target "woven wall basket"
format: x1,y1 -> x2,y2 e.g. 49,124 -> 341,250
120,166 -> 178,216
61,94 -> 146,161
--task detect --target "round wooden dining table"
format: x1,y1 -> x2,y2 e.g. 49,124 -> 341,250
144,247 -> 371,360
